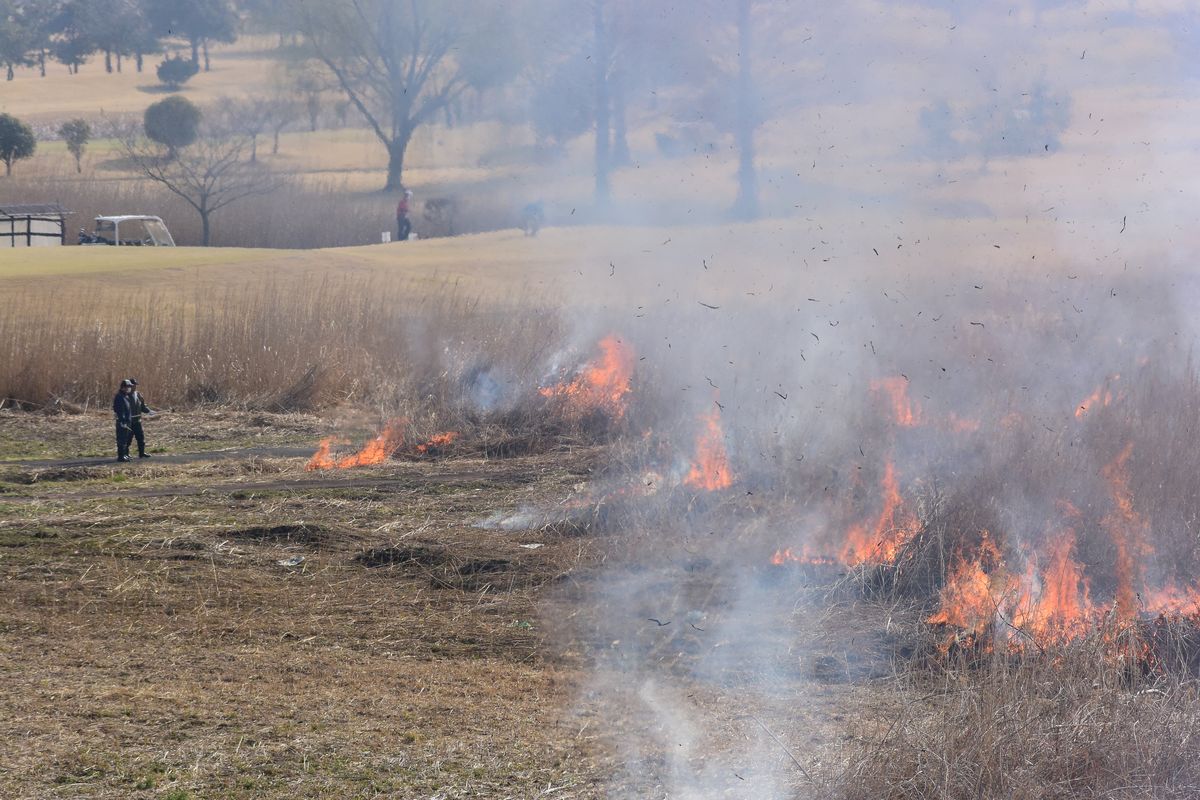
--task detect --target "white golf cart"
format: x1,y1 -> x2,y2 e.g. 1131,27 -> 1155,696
79,215 -> 176,247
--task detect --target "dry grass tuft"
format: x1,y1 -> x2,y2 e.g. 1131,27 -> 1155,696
836,641 -> 1200,800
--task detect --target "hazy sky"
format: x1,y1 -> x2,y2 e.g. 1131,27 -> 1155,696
697,0 -> 1195,253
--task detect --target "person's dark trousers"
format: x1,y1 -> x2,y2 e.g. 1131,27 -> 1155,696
130,418 -> 146,456
116,424 -> 131,459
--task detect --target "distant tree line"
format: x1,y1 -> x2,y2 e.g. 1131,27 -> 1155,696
0,0 -> 238,79
2,0 -> 1072,231
0,0 -> 795,216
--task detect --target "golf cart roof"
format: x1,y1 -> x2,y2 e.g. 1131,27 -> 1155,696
95,215 -> 165,223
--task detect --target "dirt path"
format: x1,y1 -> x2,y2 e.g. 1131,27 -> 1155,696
0,471 -> 528,502
1,444 -> 545,503
9,445 -> 315,470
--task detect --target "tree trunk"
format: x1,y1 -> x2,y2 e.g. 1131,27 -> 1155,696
200,209 -> 211,246
732,0 -> 759,219
4,159 -> 11,176
75,154 -> 82,173
190,37 -> 200,66
104,49 -> 112,73
203,41 -> 210,72
39,50 -> 45,77
5,65 -> 12,81
384,132 -> 411,192
136,50 -> 143,73
611,68 -> 630,167
592,0 -> 610,205
307,95 -> 319,132
250,134 -> 257,164
116,52 -> 122,72
272,127 -> 282,155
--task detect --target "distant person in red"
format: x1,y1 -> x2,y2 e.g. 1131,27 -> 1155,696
396,189 -> 413,241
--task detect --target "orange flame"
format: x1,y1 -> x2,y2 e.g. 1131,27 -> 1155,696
306,421 -> 407,471
683,406 -> 734,491
1101,443 -> 1150,620
415,431 -> 459,454
927,532 -> 1006,632
306,437 -> 341,471
870,377 -> 919,427
770,548 -> 835,566
1011,530 -> 1094,644
1075,374 -> 1119,418
539,336 -> 635,421
1143,584 -> 1200,617
839,460 -> 918,564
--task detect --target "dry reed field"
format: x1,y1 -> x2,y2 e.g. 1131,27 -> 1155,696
3,216 -> 1200,797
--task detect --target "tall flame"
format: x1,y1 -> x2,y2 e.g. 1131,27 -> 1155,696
1075,374 -> 1119,418
870,377 -> 919,427
1100,443 -> 1150,620
839,460 -> 917,564
539,336 -> 635,421
683,406 -> 734,491
927,532 -> 1006,632
1011,530 -> 1094,644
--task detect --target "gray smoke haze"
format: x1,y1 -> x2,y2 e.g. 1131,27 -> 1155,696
444,2 -> 1200,795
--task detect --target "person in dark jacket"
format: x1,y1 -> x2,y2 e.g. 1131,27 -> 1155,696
396,189 -> 413,241
113,380 -> 134,462
127,378 -> 154,458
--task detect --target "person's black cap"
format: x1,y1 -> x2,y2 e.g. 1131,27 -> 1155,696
129,378 -> 138,386
120,379 -> 133,388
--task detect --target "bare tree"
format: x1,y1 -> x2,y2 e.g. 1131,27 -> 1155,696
219,95 -> 273,163
124,124 -> 284,246
687,0 -> 799,219
529,0 -> 708,205
266,95 -> 300,155
295,0 -> 521,192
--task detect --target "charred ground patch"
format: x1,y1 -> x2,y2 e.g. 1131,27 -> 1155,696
356,543 -> 555,593
226,522 -> 334,548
